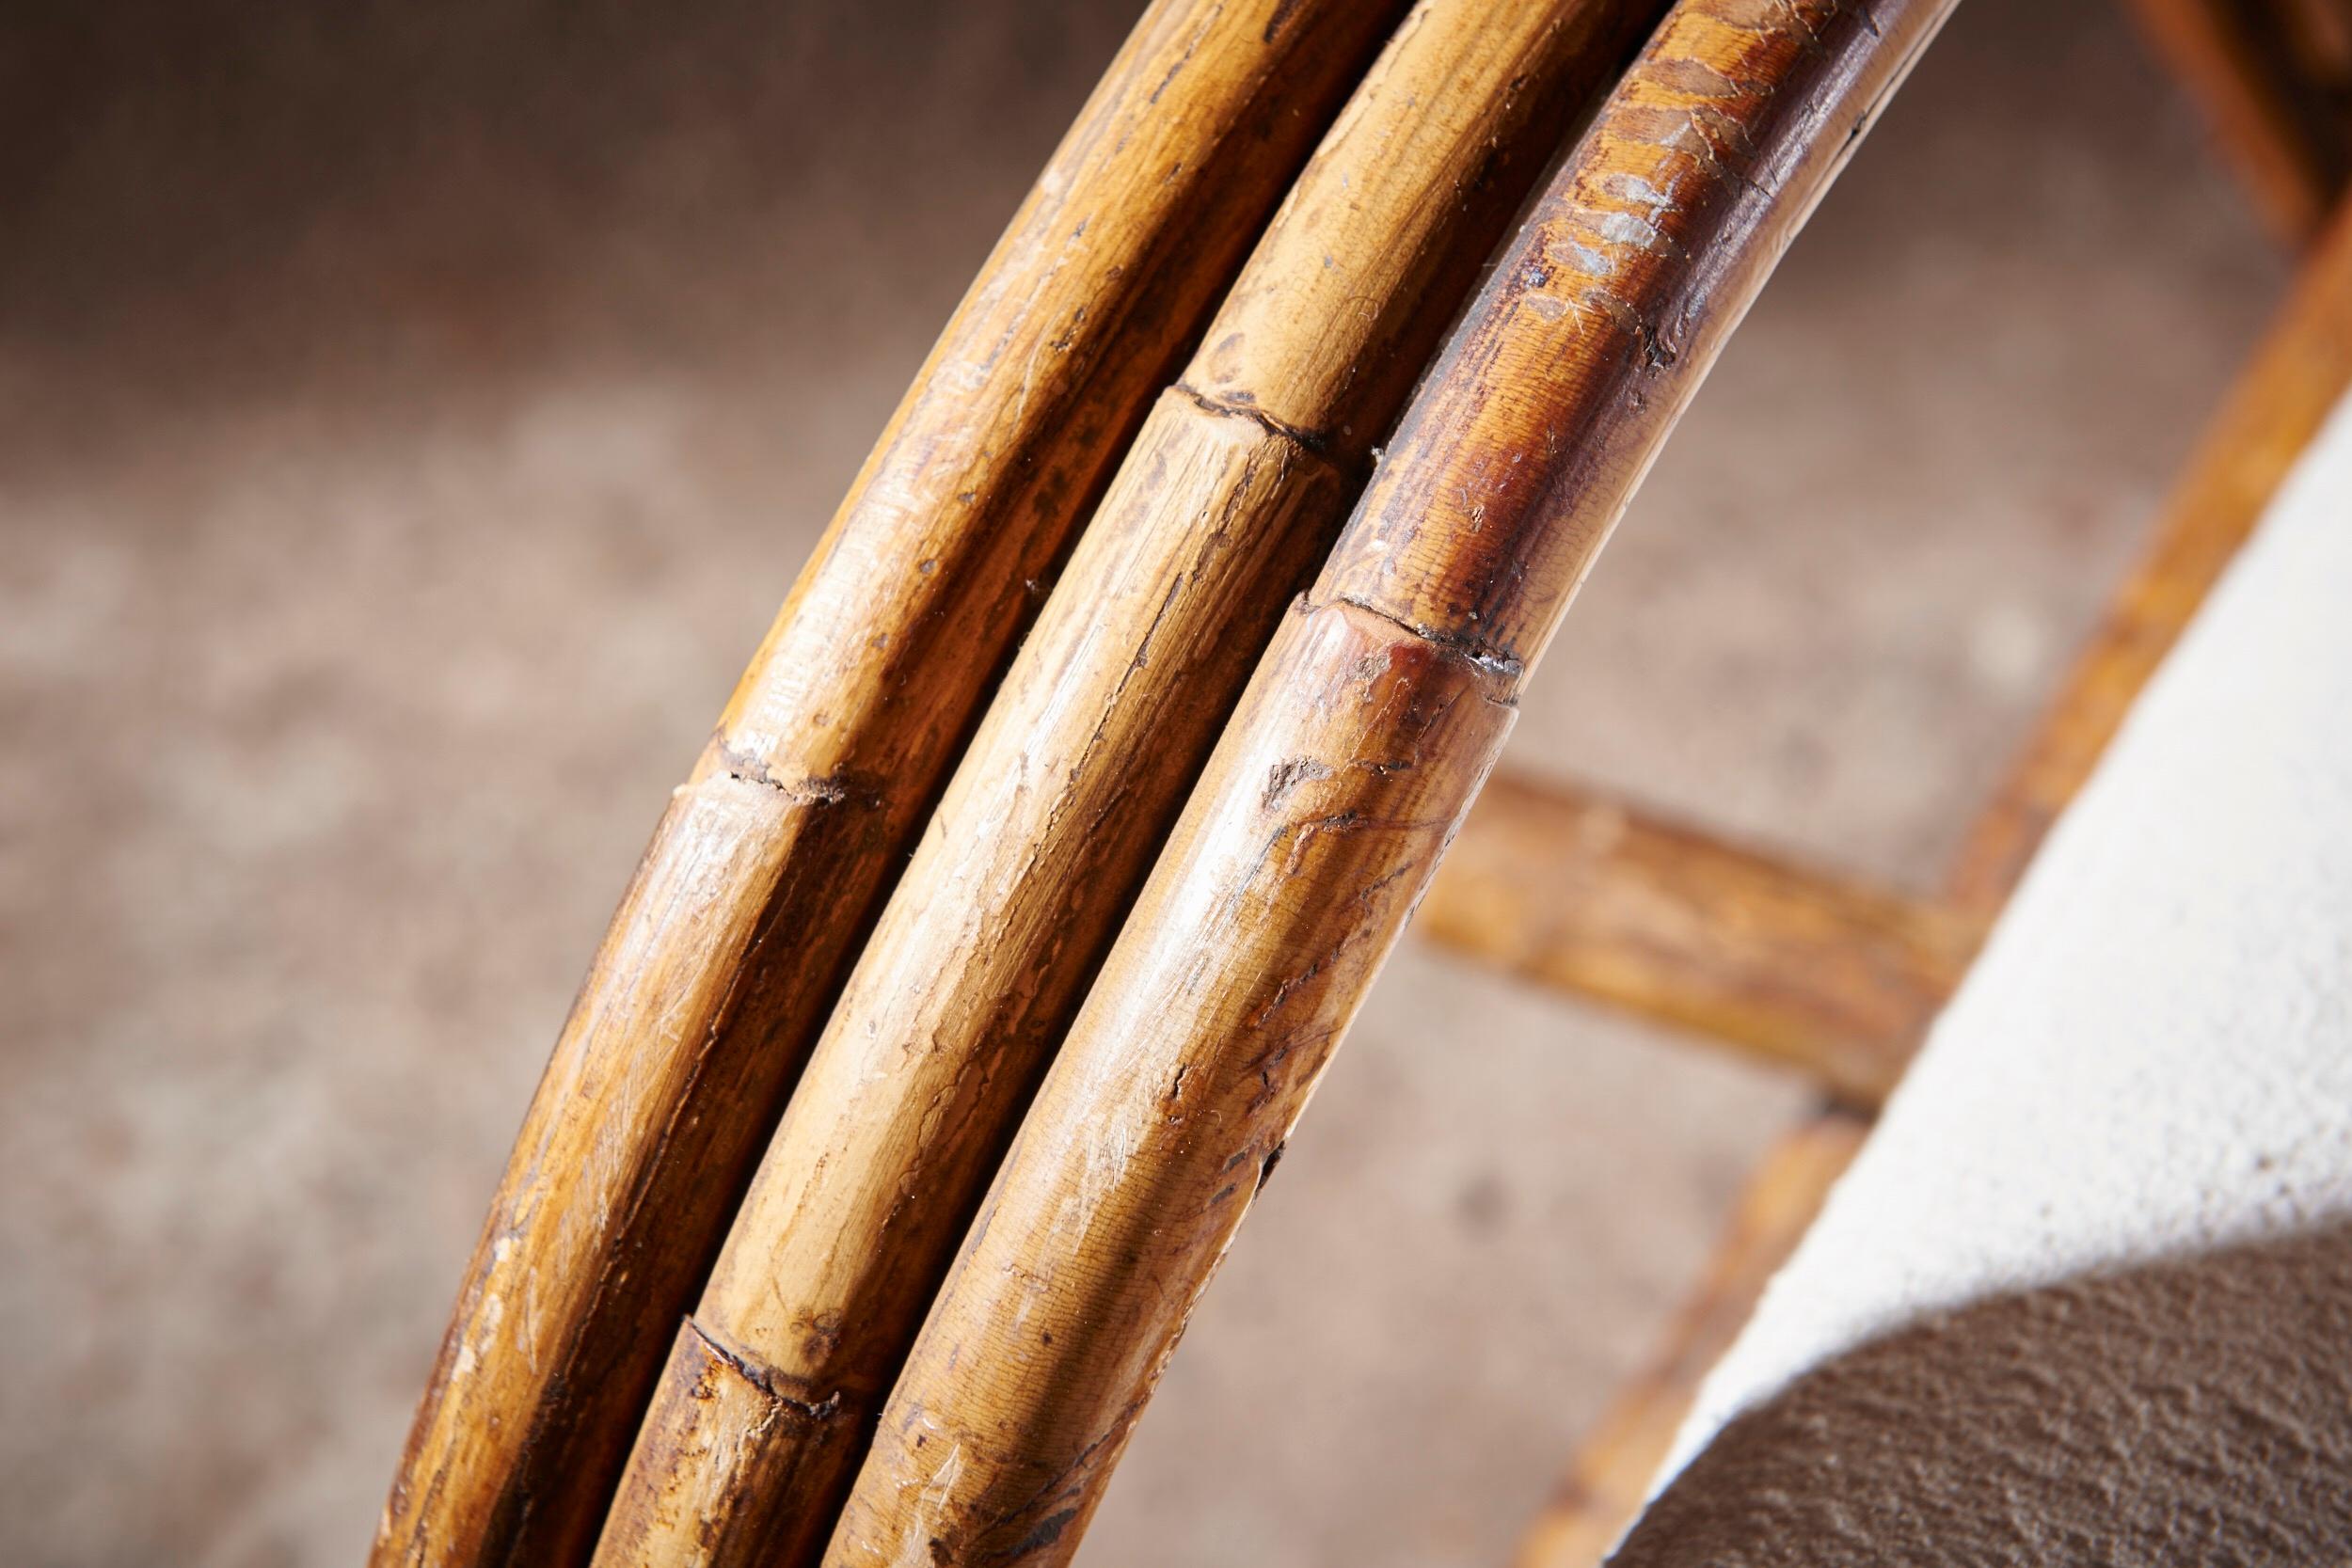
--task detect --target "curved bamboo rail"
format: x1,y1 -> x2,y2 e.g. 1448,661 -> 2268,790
590,5 -> 1664,1564
372,4 -> 1405,1562
822,3 -> 1959,1563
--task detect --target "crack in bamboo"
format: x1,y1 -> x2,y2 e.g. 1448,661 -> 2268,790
591,4 -> 1668,1563
822,3 -> 1959,1563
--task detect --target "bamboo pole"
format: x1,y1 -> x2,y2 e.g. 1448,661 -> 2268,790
1420,775 -> 1980,1104
1514,1109 -> 1867,1568
372,5 -> 1406,1563
590,7 -> 1666,1565
1428,190 -> 2352,1085
822,5 -> 1958,1563
1514,194 -> 2352,1568
1948,194 -> 2352,911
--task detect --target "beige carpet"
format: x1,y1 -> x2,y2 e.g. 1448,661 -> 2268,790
0,1 -> 2283,1564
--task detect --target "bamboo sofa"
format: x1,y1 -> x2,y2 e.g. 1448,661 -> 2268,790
375,2 -> 2352,1564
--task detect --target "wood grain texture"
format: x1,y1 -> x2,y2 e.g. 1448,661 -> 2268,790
595,398 -> 1349,1568
373,3 -> 1405,1563
827,599 -> 1519,1568
1947,195 -> 2352,911
593,4 -> 1665,1562
827,5 -> 1956,1563
1514,1109 -> 1868,1568
1323,0 -> 1953,678
1420,775 -> 1979,1104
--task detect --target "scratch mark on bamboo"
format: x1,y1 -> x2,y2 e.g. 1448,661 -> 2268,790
824,3 -> 1958,1563
373,3 -> 1404,1564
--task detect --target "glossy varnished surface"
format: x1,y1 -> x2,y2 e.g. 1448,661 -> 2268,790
594,398 -> 1351,1568
3,0 -> 2294,1562
1327,0 -> 1954,676
829,3 -> 1958,1563
595,2 -> 1663,1561
373,2 -> 1403,1561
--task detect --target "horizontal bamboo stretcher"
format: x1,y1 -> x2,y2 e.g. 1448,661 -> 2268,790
824,4 -> 1958,1564
373,2 -> 1407,1561
592,3 -> 1665,1564
1421,775 -> 1980,1105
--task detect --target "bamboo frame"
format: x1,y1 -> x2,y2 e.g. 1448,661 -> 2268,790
1515,1108 -> 1868,1568
1421,776 -> 1980,1105
588,5 -> 1665,1564
2122,0 -> 2344,245
1948,191 -> 2352,911
822,6 -> 1958,1564
372,4 -> 1406,1562
1514,193 -> 2352,1568
1361,0 -> 2352,1101
382,1 -> 2352,1560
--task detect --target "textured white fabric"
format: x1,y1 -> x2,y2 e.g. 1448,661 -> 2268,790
1659,385 -> 2352,1488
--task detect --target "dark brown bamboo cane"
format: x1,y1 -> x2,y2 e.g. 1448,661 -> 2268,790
2122,0 -> 2340,245
822,4 -> 1959,1563
589,6 -> 1666,1565
372,5 -> 1406,1563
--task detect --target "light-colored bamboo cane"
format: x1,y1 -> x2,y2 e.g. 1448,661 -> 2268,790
822,5 -> 1958,1562
589,6 -> 1666,1565
373,5 -> 1405,1563
1514,1108 -> 1867,1568
1425,189 -> 2352,1085
1948,193 -> 2352,911
1420,775 -> 1980,1103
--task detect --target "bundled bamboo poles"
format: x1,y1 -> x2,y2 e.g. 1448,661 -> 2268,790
823,3 -> 1958,1563
373,5 -> 1406,1563
591,6 -> 1665,1565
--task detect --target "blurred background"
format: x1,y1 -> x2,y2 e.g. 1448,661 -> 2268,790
0,1 -> 2287,1564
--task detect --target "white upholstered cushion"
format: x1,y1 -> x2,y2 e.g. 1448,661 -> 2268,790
1615,388 -> 2352,1563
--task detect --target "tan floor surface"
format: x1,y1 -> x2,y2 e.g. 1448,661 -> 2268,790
0,1 -> 2284,1563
